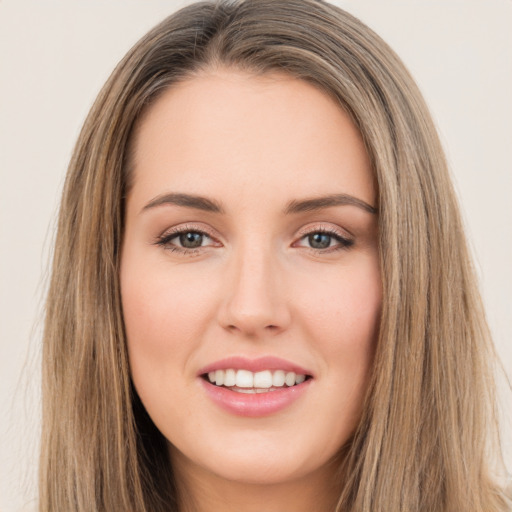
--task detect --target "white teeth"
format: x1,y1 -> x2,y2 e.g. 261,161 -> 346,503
224,369 -> 236,387
236,369 -> 254,388
272,370 -> 285,387
215,369 -> 224,386
206,368 -> 308,389
285,372 -> 296,386
253,370 -> 272,388
295,373 -> 306,384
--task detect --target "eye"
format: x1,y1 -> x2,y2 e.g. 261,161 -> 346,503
176,231 -> 208,249
154,226 -> 219,253
295,229 -> 354,252
307,232 -> 334,249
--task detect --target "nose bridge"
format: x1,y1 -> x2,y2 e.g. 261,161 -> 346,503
219,237 -> 289,336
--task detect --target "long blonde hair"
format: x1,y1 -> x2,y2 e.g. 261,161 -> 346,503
40,1 -> 509,510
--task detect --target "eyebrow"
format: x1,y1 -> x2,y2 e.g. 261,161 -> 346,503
142,193 -> 225,214
284,194 -> 377,215
141,192 -> 377,216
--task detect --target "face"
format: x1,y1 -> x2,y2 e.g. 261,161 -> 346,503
121,69 -> 381,488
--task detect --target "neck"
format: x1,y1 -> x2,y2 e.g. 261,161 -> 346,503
171,449 -> 342,512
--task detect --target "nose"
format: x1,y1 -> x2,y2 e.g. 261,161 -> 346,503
217,244 -> 291,338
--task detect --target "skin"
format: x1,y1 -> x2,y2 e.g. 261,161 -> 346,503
121,68 -> 381,512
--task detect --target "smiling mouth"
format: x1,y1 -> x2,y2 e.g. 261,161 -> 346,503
202,369 -> 312,393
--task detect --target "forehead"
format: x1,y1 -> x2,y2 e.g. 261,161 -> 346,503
128,68 -> 375,211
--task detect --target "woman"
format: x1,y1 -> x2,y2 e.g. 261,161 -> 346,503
40,0 -> 510,510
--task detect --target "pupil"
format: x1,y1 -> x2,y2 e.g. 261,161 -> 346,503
309,233 -> 331,249
180,232 -> 203,248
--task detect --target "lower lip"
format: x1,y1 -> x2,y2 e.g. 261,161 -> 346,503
200,378 -> 311,417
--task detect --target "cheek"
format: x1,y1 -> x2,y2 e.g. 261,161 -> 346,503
120,258 -> 217,387
279,256 -> 381,456
298,256 -> 381,346
296,255 -> 381,393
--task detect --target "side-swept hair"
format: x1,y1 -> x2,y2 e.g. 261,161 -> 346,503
40,1 -> 509,510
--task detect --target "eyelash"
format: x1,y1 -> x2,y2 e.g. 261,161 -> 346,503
154,225 -> 354,255
295,227 -> 354,252
154,224 -> 218,255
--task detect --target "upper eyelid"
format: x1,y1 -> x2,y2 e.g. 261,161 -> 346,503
294,229 -> 353,247
159,223 -> 218,239
295,222 -> 353,240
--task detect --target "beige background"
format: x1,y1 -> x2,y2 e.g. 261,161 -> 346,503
1,1 -> 511,510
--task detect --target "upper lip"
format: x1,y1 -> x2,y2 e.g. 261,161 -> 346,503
198,356 -> 314,377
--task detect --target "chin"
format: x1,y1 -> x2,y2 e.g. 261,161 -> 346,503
169,429 -> 339,487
